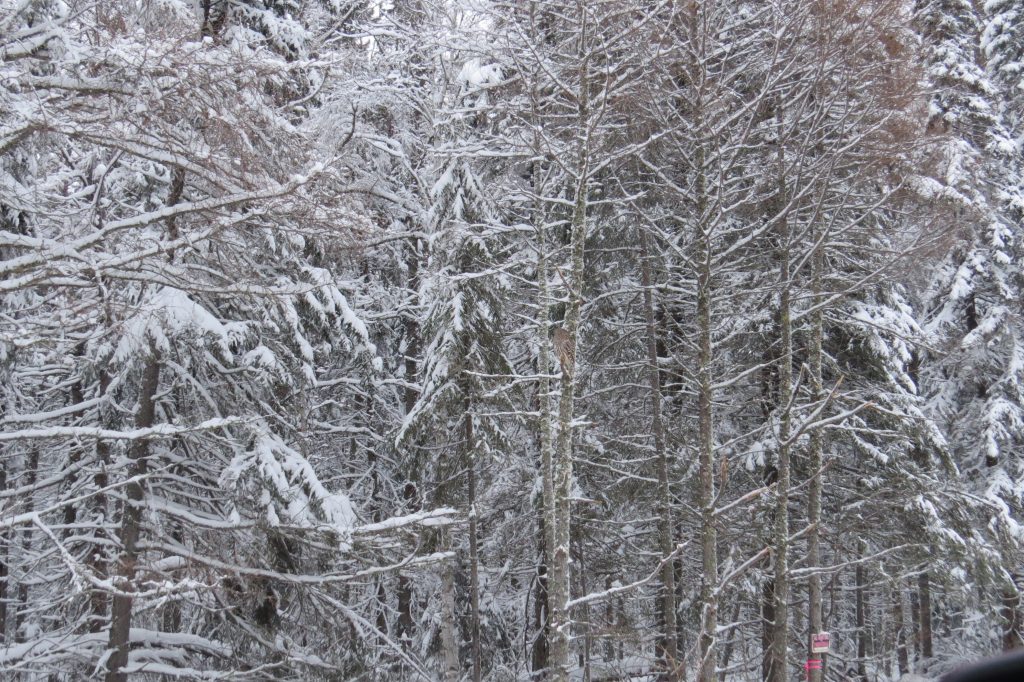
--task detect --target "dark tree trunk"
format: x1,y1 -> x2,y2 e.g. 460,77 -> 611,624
531,510 -> 550,674
919,572 -> 933,659
718,600 -> 742,682
13,448 -> 38,643
910,585 -> 921,660
105,352 -> 161,682
855,550 -> 868,682
762,576 -> 778,682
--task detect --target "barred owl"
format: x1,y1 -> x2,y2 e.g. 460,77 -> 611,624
552,326 -> 575,377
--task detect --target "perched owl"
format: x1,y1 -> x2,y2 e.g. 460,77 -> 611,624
552,326 -> 575,377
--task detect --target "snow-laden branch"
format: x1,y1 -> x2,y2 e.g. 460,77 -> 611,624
566,541 -> 690,609
0,416 -> 243,443
789,544 -> 915,579
353,507 -> 457,535
0,166 -> 326,281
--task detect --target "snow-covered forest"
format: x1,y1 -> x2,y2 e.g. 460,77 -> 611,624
1,0 -> 1022,680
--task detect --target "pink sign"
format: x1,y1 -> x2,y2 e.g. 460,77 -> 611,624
811,632 -> 830,653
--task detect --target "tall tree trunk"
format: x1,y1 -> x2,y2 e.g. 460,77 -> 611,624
696,188 -> 718,682
807,240 -> 825,682
105,165 -> 184,677
532,140 -> 555,677
398,235 -> 422,651
105,351 -> 161,682
681,6 -> 720,677
639,230 -> 678,679
549,19 -> 592,678
770,114 -> 793,682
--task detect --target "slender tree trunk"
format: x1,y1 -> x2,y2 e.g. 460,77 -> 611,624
532,516 -> 550,673
466,404 -> 482,682
398,235 -> 422,651
87,368 -> 113,635
63,357 -> 87,531
105,351 -> 161,682
855,543 -> 868,682
696,199 -> 718,682
771,117 -> 793,682
894,584 -> 908,675
362,388 -> 389,640
762,575 -> 777,682
604,576 -> 614,663
910,586 -> 921,661
639,230 -> 678,679
13,448 -> 38,644
577,542 -> 591,682
918,572 -> 933,658
0,465 -> 7,643
718,600 -> 743,682
807,241 -> 825,682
